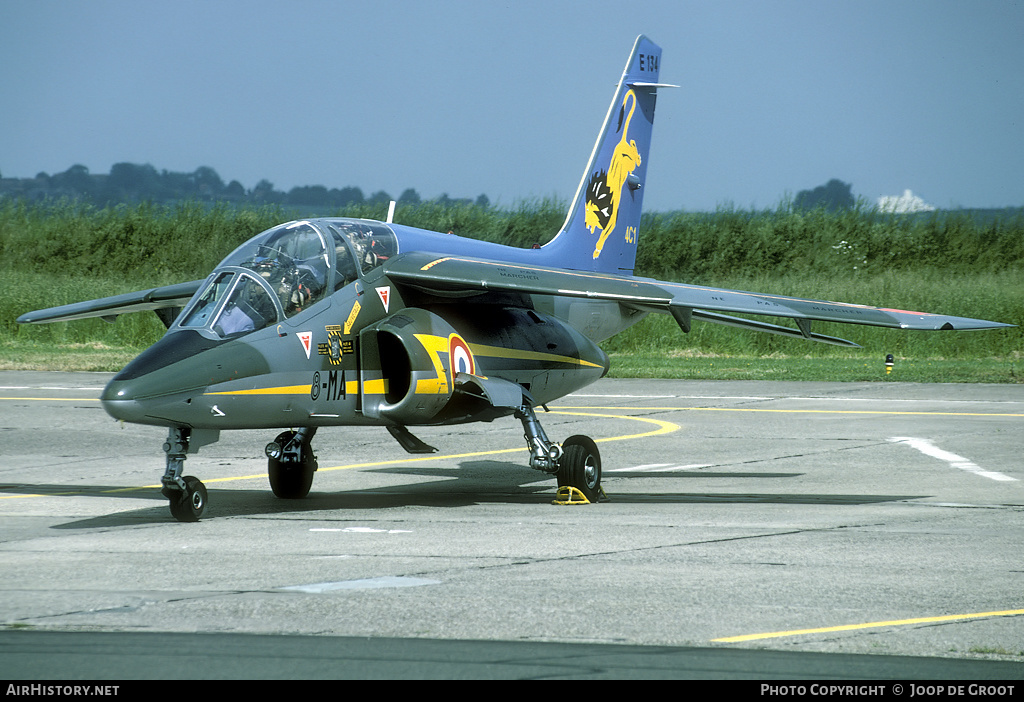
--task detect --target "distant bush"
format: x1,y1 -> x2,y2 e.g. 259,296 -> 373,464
792,178 -> 856,211
635,205 -> 1024,281
0,199 -> 292,282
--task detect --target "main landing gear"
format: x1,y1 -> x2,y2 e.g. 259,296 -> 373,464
516,403 -> 603,503
265,427 -> 318,499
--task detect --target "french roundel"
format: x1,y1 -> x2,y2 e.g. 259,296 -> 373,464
448,334 -> 475,377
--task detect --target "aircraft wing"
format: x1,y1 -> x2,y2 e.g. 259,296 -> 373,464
383,253 -> 1013,346
16,279 -> 204,326
655,279 -> 1013,332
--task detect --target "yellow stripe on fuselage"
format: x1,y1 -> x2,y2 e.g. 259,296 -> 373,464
205,385 -> 312,396
415,377 -> 449,395
469,342 -> 604,369
361,378 -> 388,395
204,379 -> 387,397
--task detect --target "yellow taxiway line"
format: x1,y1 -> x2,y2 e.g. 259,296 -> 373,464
713,608 -> 1024,643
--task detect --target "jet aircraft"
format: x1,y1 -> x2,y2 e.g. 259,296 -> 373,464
18,36 -> 1013,521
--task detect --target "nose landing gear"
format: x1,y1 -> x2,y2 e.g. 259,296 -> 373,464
161,427 -> 209,522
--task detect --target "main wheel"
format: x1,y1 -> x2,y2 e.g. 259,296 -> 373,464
268,431 -> 316,499
556,435 -> 602,502
168,476 -> 207,522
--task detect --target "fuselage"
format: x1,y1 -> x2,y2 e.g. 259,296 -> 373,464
101,217 -> 644,431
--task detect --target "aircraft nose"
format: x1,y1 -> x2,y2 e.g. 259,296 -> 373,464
100,367 -> 203,425
100,381 -> 149,423
98,330 -> 211,424
99,329 -> 270,426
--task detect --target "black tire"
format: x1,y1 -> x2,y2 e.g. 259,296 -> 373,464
169,476 -> 207,522
556,435 -> 602,502
268,431 -> 316,499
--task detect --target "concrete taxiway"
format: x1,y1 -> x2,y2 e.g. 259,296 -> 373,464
1,371 -> 1022,678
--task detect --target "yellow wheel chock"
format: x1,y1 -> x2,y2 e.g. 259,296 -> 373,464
552,485 -> 608,505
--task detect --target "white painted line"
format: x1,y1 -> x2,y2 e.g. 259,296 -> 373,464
0,386 -> 106,391
607,463 -> 712,473
280,576 -> 440,593
889,437 -> 1017,482
309,527 -> 412,533
671,396 -> 772,401
568,394 -> 677,399
785,397 -> 1024,406
607,463 -> 672,472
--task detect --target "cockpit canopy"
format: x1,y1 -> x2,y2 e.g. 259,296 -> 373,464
177,219 -> 397,339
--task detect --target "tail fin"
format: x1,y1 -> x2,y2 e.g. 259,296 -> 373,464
543,35 -> 674,276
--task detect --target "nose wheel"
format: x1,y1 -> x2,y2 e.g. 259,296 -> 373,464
160,427 -> 209,522
167,476 -> 207,522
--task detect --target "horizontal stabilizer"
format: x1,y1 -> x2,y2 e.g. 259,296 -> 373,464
17,280 -> 204,325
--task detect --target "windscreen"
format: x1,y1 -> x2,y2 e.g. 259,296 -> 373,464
179,271 -> 280,338
216,221 -> 331,317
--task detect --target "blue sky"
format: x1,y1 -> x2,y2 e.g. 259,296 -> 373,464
2,0 -> 1022,211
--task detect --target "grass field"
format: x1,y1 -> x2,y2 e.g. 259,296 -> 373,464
2,199 -> 1020,382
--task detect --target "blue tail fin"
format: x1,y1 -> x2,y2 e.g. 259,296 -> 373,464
542,35 -> 673,276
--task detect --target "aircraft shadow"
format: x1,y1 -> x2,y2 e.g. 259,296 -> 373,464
1,459 -> 926,530
604,471 -> 802,479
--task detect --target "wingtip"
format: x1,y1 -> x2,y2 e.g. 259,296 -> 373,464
951,320 -> 1017,331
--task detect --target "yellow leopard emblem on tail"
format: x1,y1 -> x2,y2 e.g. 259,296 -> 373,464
585,90 -> 641,259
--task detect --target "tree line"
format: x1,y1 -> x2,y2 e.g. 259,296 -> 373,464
0,162 -> 490,210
